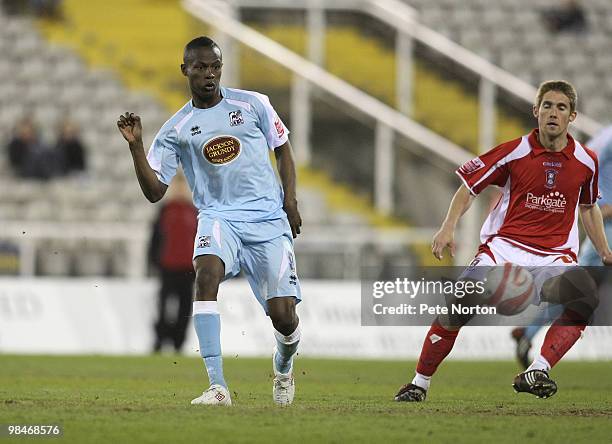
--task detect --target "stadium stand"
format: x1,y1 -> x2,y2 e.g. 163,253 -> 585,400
238,22 -> 528,152
0,12 -> 171,275
37,0 -> 529,152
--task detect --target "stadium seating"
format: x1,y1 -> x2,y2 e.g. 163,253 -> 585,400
237,23 -> 527,152
405,0 -> 612,119
0,13 -> 172,275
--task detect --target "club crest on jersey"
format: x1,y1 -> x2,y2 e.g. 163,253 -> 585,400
197,235 -> 211,248
458,157 -> 485,175
544,169 -> 558,188
190,126 -> 201,136
229,110 -> 244,126
202,135 -> 242,165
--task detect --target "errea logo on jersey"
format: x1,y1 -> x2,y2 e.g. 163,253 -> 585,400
525,191 -> 567,213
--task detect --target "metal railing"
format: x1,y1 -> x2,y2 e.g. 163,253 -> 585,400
1,221 -> 435,278
1,221 -> 149,278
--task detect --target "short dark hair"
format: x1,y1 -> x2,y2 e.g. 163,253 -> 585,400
535,80 -> 577,113
183,36 -> 222,63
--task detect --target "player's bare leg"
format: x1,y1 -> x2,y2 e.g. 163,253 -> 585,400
268,297 -> 300,406
513,268 -> 598,399
191,255 -> 232,406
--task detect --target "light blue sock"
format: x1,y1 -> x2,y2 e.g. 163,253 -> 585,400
193,301 -> 226,388
274,325 -> 301,375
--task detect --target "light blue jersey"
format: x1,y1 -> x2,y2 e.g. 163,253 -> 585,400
595,135 -> 612,208
147,87 -> 289,222
580,126 -> 612,265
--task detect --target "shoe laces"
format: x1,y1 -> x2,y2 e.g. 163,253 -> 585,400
274,376 -> 292,389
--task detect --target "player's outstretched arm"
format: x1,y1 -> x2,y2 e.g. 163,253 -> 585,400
432,185 -> 474,260
117,112 -> 167,203
274,141 -> 302,238
579,204 -> 612,265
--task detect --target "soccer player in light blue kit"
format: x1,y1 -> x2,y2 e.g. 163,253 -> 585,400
117,36 -> 303,406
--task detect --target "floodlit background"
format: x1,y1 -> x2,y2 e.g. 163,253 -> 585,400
0,0 -> 611,359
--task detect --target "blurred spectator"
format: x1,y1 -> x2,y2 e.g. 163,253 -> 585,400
1,0 -> 26,15
29,0 -> 62,18
55,119 -> 87,176
6,116 -> 59,180
7,117 -> 32,175
2,0 -> 62,18
541,0 -> 588,34
148,173 -> 198,353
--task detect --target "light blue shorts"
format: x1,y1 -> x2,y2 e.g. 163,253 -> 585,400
193,216 -> 301,312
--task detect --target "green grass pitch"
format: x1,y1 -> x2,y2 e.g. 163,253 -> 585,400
1,355 -> 611,443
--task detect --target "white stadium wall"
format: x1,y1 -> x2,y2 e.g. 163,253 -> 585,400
0,278 -> 611,360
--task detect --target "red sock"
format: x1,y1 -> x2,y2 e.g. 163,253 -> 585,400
416,320 -> 460,377
540,309 -> 586,368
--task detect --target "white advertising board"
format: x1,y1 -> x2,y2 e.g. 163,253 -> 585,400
0,278 -> 610,360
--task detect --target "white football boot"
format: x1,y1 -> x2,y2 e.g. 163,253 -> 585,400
190,384 -> 232,406
272,350 -> 295,406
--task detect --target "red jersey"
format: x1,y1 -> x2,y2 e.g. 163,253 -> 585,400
457,129 -> 599,260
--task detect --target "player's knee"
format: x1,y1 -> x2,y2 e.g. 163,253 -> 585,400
271,317 -> 298,336
565,291 -> 599,321
436,315 -> 463,332
268,298 -> 298,335
441,295 -> 475,329
194,264 -> 223,301
557,268 -> 599,320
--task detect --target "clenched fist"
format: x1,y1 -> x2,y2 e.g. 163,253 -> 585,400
117,112 -> 143,145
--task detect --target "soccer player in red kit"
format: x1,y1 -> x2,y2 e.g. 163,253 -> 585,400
395,80 -> 612,402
